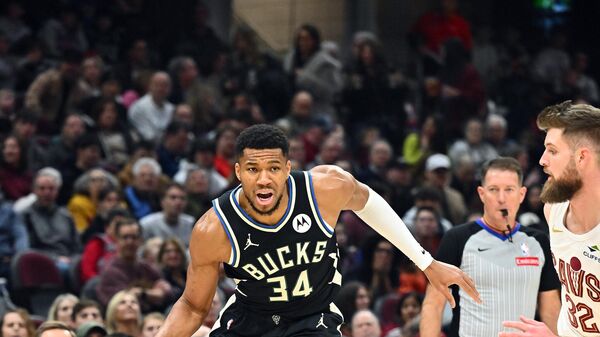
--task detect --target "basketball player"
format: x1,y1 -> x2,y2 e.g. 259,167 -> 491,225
501,101 -> 600,336
155,124 -> 480,337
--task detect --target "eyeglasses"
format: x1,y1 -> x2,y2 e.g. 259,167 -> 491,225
119,234 -> 140,241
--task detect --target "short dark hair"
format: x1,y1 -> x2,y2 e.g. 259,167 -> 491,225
480,157 -> 523,186
164,121 -> 190,137
160,182 -> 185,200
71,299 -> 102,322
413,186 -> 442,203
114,218 -> 142,238
235,124 -> 289,158
105,207 -> 132,229
75,134 -> 101,151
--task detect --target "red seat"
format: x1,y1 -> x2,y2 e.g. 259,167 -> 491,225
12,251 -> 63,288
10,250 -> 65,316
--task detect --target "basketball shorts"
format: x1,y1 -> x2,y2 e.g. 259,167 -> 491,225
209,295 -> 344,337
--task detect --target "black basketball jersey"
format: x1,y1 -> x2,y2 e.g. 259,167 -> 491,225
212,171 -> 341,319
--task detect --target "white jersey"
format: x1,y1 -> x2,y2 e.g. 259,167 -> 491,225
548,201 -> 600,336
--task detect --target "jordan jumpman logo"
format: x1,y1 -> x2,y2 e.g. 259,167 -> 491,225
316,313 -> 328,328
244,234 -> 259,250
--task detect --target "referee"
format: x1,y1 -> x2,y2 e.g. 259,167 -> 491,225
420,157 -> 561,336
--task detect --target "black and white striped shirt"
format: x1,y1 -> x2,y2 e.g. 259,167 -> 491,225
436,220 -> 560,337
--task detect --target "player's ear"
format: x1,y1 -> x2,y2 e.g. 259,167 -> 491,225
286,160 -> 291,175
235,162 -> 241,181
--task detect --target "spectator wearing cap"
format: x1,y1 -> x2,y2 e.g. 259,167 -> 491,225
422,153 -> 467,225
24,49 -> 86,134
22,167 -> 81,275
128,71 -> 174,144
76,322 -> 107,337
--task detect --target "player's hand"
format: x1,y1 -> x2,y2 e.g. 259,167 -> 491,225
423,260 -> 481,308
499,316 -> 557,337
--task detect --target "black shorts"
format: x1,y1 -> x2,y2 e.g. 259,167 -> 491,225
209,295 -> 344,337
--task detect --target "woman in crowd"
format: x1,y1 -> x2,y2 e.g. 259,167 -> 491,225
284,24 -> 342,118
0,135 -> 32,201
81,188 -> 125,244
0,308 -> 35,337
105,290 -> 142,337
140,312 -> 164,337
382,292 -> 423,337
93,98 -> 136,169
345,235 -> 400,303
335,281 -> 371,337
47,293 -> 79,327
68,168 -> 120,233
157,238 -> 187,306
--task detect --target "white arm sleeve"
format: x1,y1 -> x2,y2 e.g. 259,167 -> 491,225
354,187 -> 434,270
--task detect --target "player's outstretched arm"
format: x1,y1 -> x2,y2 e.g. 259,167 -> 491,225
420,284 -> 447,337
155,210 -> 230,337
499,316 -> 557,337
310,165 -> 480,307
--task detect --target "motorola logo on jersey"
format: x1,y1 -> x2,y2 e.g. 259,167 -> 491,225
292,214 -> 312,233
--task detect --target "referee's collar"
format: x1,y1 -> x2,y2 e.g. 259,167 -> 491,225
475,218 -> 521,241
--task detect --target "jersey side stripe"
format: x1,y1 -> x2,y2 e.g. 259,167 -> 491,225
212,199 -> 240,267
210,294 -> 237,333
305,172 -> 334,237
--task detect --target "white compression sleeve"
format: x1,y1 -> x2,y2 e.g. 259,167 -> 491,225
354,187 -> 434,270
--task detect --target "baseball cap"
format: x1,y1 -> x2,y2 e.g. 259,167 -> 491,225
76,322 -> 107,337
425,153 -> 451,171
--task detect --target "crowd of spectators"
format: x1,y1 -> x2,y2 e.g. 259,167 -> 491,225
0,0 -> 596,336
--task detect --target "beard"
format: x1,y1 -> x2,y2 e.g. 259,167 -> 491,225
244,192 -> 284,216
540,160 -> 583,203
